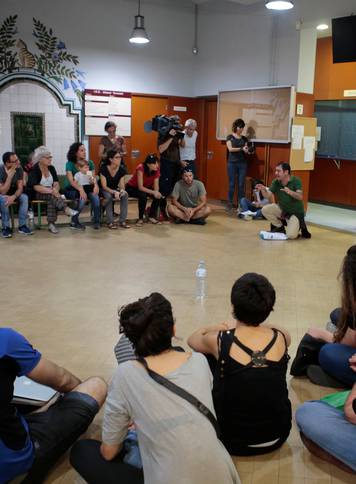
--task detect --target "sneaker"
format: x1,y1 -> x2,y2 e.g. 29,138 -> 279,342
174,218 -> 183,224
1,227 -> 12,238
64,206 -> 79,217
93,223 -> 100,230
48,223 -> 59,234
70,222 -> 86,231
242,214 -> 253,221
301,227 -> 312,239
18,225 -> 33,235
189,218 -> 206,225
270,224 -> 286,234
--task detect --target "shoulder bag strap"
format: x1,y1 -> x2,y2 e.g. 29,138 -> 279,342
138,357 -> 220,437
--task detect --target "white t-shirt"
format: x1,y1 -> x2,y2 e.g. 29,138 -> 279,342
74,171 -> 92,186
179,131 -> 197,161
40,173 -> 53,187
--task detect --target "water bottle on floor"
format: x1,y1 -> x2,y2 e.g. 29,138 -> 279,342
27,209 -> 35,231
196,260 -> 207,300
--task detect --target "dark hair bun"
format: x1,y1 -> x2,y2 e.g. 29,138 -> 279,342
119,293 -> 174,357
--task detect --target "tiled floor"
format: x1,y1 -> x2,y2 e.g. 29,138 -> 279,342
1,201 -> 355,483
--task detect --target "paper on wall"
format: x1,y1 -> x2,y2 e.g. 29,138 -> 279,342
85,101 -> 109,117
85,117 -> 107,136
303,136 -> 316,163
108,116 -> 131,136
291,125 -> 304,150
108,97 -> 131,116
316,126 -> 321,142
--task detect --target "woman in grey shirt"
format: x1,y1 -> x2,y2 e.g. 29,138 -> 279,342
70,293 -> 240,484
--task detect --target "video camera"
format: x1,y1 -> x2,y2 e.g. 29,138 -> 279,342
144,115 -> 185,140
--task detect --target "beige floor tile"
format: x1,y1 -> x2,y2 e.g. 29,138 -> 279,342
2,210 -> 355,483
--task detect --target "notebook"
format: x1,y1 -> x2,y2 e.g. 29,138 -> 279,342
12,376 -> 59,406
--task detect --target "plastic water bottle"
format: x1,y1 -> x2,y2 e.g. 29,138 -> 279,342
27,209 -> 35,231
196,260 -> 207,299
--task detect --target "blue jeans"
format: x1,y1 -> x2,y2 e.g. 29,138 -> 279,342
319,343 -> 356,387
64,188 -> 101,224
0,193 -> 28,228
296,401 -> 356,471
227,162 -> 247,205
239,197 -> 263,218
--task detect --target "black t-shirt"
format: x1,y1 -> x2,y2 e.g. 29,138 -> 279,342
158,134 -> 180,162
226,134 -> 248,164
0,165 -> 23,195
100,164 -> 126,190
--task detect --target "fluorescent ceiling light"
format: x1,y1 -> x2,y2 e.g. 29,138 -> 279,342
265,1 -> 294,10
316,24 -> 329,31
129,0 -> 150,45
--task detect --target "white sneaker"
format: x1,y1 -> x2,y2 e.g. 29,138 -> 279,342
48,223 -> 59,234
242,214 -> 253,221
64,207 -> 79,217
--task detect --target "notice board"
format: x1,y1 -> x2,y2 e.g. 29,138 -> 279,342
289,116 -> 317,171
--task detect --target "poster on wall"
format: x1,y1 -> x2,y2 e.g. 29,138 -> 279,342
84,89 -> 132,136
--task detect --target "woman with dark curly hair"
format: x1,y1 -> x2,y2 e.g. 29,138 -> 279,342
64,142 -> 101,230
70,293 -> 240,484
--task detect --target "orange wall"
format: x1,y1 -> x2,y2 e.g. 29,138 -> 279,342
310,37 -> 356,207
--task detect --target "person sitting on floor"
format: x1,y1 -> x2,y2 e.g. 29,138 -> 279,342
238,179 -> 269,221
188,273 -> 292,456
70,292 -> 241,484
125,154 -> 164,226
167,169 -> 211,225
295,245 -> 356,388
28,146 -> 79,234
296,382 -> 356,474
0,327 -> 107,484
100,149 -> 130,229
256,162 -> 311,239
0,151 -> 32,238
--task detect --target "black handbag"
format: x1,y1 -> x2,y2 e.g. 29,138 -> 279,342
139,357 -> 220,437
290,333 -> 326,376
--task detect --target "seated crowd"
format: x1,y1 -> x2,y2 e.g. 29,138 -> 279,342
2,248 -> 356,483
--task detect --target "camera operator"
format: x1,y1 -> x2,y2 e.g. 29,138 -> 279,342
157,116 -> 185,221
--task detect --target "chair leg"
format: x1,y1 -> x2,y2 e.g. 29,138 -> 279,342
37,204 -> 42,229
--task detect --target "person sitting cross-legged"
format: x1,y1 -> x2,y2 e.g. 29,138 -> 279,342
0,327 -> 107,484
167,169 -> 211,225
0,151 -> 32,238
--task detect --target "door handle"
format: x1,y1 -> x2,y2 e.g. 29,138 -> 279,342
131,150 -> 140,159
207,151 -> 214,160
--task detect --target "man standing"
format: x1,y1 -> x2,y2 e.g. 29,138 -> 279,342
0,327 -> 107,483
179,119 -> 198,176
257,162 -> 311,239
0,152 -> 32,238
168,170 -> 211,225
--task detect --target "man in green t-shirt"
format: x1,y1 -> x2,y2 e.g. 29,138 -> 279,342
257,163 -> 311,239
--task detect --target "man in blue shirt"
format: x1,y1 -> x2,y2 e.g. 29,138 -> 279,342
0,328 -> 107,483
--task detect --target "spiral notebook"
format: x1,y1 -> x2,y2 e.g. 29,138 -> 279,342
12,376 -> 59,406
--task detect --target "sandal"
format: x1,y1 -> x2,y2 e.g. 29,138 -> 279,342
148,217 -> 161,225
119,222 -> 131,229
107,223 -> 118,230
136,219 -> 144,227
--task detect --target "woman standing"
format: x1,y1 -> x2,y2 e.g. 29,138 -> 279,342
125,154 -> 163,226
98,121 -> 127,169
100,149 -> 130,229
70,292 -> 240,484
64,142 -> 101,230
28,146 -> 78,234
226,118 -> 250,212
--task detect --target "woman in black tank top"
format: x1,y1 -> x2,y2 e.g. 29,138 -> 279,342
188,273 -> 292,456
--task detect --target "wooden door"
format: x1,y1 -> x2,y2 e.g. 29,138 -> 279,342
205,100 -> 229,200
130,96 -> 168,173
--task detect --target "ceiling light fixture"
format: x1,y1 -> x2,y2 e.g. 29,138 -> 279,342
129,0 -> 150,45
316,24 -> 329,31
265,1 -> 294,11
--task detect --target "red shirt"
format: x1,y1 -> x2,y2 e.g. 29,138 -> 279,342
127,163 -> 160,189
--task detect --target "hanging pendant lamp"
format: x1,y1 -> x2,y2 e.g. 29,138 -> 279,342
265,1 -> 294,10
129,0 -> 150,44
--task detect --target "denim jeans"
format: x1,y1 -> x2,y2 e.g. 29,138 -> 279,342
0,193 -> 28,228
239,197 -> 263,218
227,161 -> 247,205
296,401 -> 356,471
319,343 -> 356,387
64,188 -> 100,224
102,190 -> 128,224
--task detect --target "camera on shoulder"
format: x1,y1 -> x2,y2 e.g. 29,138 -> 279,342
144,115 -> 185,139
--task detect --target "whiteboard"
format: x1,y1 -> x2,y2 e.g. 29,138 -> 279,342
217,85 -> 295,143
